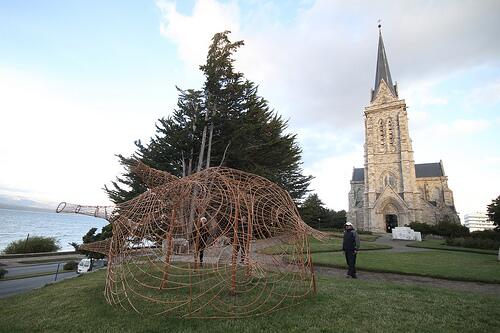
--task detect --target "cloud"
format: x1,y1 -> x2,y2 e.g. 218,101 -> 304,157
451,119 -> 489,134
415,118 -> 490,139
465,80 -> 500,109
157,0 -> 240,70
156,0 -> 500,214
159,0 -> 500,126
304,145 -> 363,211
0,68 -> 162,206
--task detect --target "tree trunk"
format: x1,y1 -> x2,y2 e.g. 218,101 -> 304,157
219,141 -> 231,167
196,124 -> 207,173
188,105 -> 198,176
206,123 -> 214,168
188,154 -> 193,176
181,151 -> 186,177
196,106 -> 209,173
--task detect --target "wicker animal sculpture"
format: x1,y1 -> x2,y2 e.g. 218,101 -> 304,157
57,161 -> 321,318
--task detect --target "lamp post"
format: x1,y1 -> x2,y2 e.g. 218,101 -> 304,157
318,218 -> 321,230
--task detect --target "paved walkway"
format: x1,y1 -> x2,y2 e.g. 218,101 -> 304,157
372,233 -> 431,252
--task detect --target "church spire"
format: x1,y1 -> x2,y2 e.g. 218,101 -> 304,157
372,24 -> 397,101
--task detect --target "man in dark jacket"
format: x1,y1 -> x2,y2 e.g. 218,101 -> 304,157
342,222 -> 360,278
195,217 -> 211,267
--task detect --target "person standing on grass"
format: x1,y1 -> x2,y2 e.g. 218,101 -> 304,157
195,217 -> 210,267
343,222 -> 360,278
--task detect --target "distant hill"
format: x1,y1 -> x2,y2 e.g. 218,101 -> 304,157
0,203 -> 54,213
0,195 -> 55,213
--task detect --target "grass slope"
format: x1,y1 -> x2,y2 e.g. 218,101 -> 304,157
312,250 -> 500,283
324,231 -> 379,242
407,239 -> 497,255
261,237 -> 391,255
0,270 -> 499,332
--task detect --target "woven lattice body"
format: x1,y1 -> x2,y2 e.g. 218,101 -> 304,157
57,163 -> 318,317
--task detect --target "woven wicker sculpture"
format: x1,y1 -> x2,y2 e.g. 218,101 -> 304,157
57,161 -> 320,318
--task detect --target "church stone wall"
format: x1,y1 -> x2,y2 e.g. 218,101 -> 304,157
347,181 -> 365,229
416,177 -> 459,224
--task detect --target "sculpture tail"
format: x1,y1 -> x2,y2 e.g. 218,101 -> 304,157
56,202 -> 115,221
79,238 -> 111,255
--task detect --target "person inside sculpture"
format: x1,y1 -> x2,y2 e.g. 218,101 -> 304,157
342,222 -> 360,278
195,217 -> 211,266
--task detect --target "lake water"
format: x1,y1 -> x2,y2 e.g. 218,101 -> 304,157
0,208 -> 108,252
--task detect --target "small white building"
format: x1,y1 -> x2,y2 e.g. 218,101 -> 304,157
463,212 -> 495,232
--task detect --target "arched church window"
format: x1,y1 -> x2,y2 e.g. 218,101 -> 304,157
387,118 -> 394,145
378,119 -> 385,146
354,187 -> 363,207
384,174 -> 396,187
432,187 -> 441,201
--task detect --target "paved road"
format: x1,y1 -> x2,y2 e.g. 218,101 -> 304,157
0,271 -> 78,299
5,262 -> 68,277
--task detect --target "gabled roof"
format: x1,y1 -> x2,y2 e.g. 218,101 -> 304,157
371,28 -> 398,101
351,162 -> 445,181
352,168 -> 364,182
414,162 -> 444,178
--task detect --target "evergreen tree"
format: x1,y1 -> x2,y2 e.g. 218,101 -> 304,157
299,193 -> 327,228
70,224 -> 112,260
486,195 -> 500,229
299,193 -> 346,229
105,31 -> 312,204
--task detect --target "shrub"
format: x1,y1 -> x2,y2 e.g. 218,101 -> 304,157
2,236 -> 61,254
446,237 -> 500,250
470,230 -> 500,241
433,220 -> 469,238
356,230 -> 373,235
409,222 -> 433,235
63,261 -> 78,271
410,221 -> 469,238
0,268 -> 7,279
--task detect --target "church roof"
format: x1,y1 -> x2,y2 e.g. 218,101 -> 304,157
352,168 -> 364,182
414,162 -> 444,178
351,162 -> 445,181
371,27 -> 398,101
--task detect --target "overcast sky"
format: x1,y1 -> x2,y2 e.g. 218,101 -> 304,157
0,0 -> 499,218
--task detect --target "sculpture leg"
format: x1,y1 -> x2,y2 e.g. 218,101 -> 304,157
160,209 -> 176,289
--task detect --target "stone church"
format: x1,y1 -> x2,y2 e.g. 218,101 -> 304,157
347,28 -> 459,233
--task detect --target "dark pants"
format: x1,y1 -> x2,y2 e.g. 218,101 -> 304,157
199,241 -> 206,264
199,248 -> 204,263
344,251 -> 357,277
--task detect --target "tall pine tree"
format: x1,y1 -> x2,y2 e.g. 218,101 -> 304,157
105,31 -> 312,203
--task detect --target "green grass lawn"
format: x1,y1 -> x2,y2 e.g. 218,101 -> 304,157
312,250 -> 500,283
324,231 -> 379,242
260,236 -> 391,255
0,270 -> 499,332
407,239 -> 498,255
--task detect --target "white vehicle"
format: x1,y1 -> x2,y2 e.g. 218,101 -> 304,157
77,258 -> 106,274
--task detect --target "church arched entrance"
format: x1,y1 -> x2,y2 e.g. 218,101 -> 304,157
378,200 -> 403,233
385,214 -> 398,233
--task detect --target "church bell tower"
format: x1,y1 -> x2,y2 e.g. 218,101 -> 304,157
347,25 -> 459,232
361,26 -> 421,231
